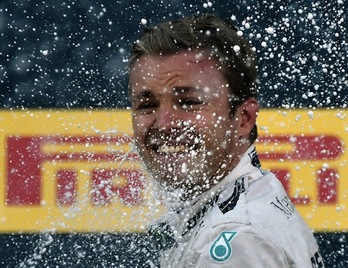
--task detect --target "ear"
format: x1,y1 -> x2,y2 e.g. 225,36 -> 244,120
235,98 -> 259,139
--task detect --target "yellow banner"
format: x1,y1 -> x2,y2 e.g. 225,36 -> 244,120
258,109 -> 348,232
0,109 -> 347,232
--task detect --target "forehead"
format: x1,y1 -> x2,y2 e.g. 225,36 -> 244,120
129,51 -> 226,91
131,50 -> 212,70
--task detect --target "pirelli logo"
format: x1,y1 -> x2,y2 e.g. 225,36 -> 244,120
258,135 -> 342,206
6,135 -> 143,207
0,110 -> 347,232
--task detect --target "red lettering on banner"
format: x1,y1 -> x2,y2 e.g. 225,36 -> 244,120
6,137 -> 42,205
56,169 -> 77,206
271,169 -> 311,205
91,169 -> 144,206
6,135 -> 139,206
5,134 -> 343,207
317,168 -> 338,205
258,135 -> 343,160
258,135 -> 342,206
271,167 -> 339,206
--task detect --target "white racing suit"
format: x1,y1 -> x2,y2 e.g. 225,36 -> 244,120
148,146 -> 324,267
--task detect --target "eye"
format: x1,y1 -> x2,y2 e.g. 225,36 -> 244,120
179,99 -> 204,110
134,101 -> 158,114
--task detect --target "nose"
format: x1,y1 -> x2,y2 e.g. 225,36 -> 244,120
153,104 -> 180,132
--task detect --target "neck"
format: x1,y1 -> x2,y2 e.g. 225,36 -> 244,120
162,143 -> 250,203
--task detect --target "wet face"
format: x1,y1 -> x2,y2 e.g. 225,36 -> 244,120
129,51 -> 253,198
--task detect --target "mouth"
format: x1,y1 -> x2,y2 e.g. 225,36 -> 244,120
150,143 -> 199,155
144,128 -> 203,157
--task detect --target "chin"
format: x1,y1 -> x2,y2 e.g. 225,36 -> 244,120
153,167 -> 207,194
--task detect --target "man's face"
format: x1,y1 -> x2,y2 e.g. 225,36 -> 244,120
129,51 -> 245,197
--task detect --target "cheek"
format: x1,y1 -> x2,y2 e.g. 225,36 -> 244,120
207,114 -> 230,131
210,117 -> 237,142
132,117 -> 148,139
193,114 -> 228,139
193,111 -> 222,126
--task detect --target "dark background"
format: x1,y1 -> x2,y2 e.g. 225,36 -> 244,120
0,0 -> 347,267
1,0 -> 347,109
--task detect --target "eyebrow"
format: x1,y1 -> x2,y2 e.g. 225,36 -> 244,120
173,86 -> 200,94
132,90 -> 154,102
132,86 -> 201,102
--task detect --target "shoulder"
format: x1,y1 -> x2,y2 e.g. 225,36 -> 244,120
204,172 -> 289,228
191,223 -> 290,267
191,172 -> 320,267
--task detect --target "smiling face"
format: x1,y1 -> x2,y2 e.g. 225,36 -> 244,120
129,51 -> 257,199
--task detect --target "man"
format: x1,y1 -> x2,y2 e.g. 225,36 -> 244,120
128,14 -> 324,267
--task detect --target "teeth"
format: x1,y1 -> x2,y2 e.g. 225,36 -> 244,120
158,145 -> 186,154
